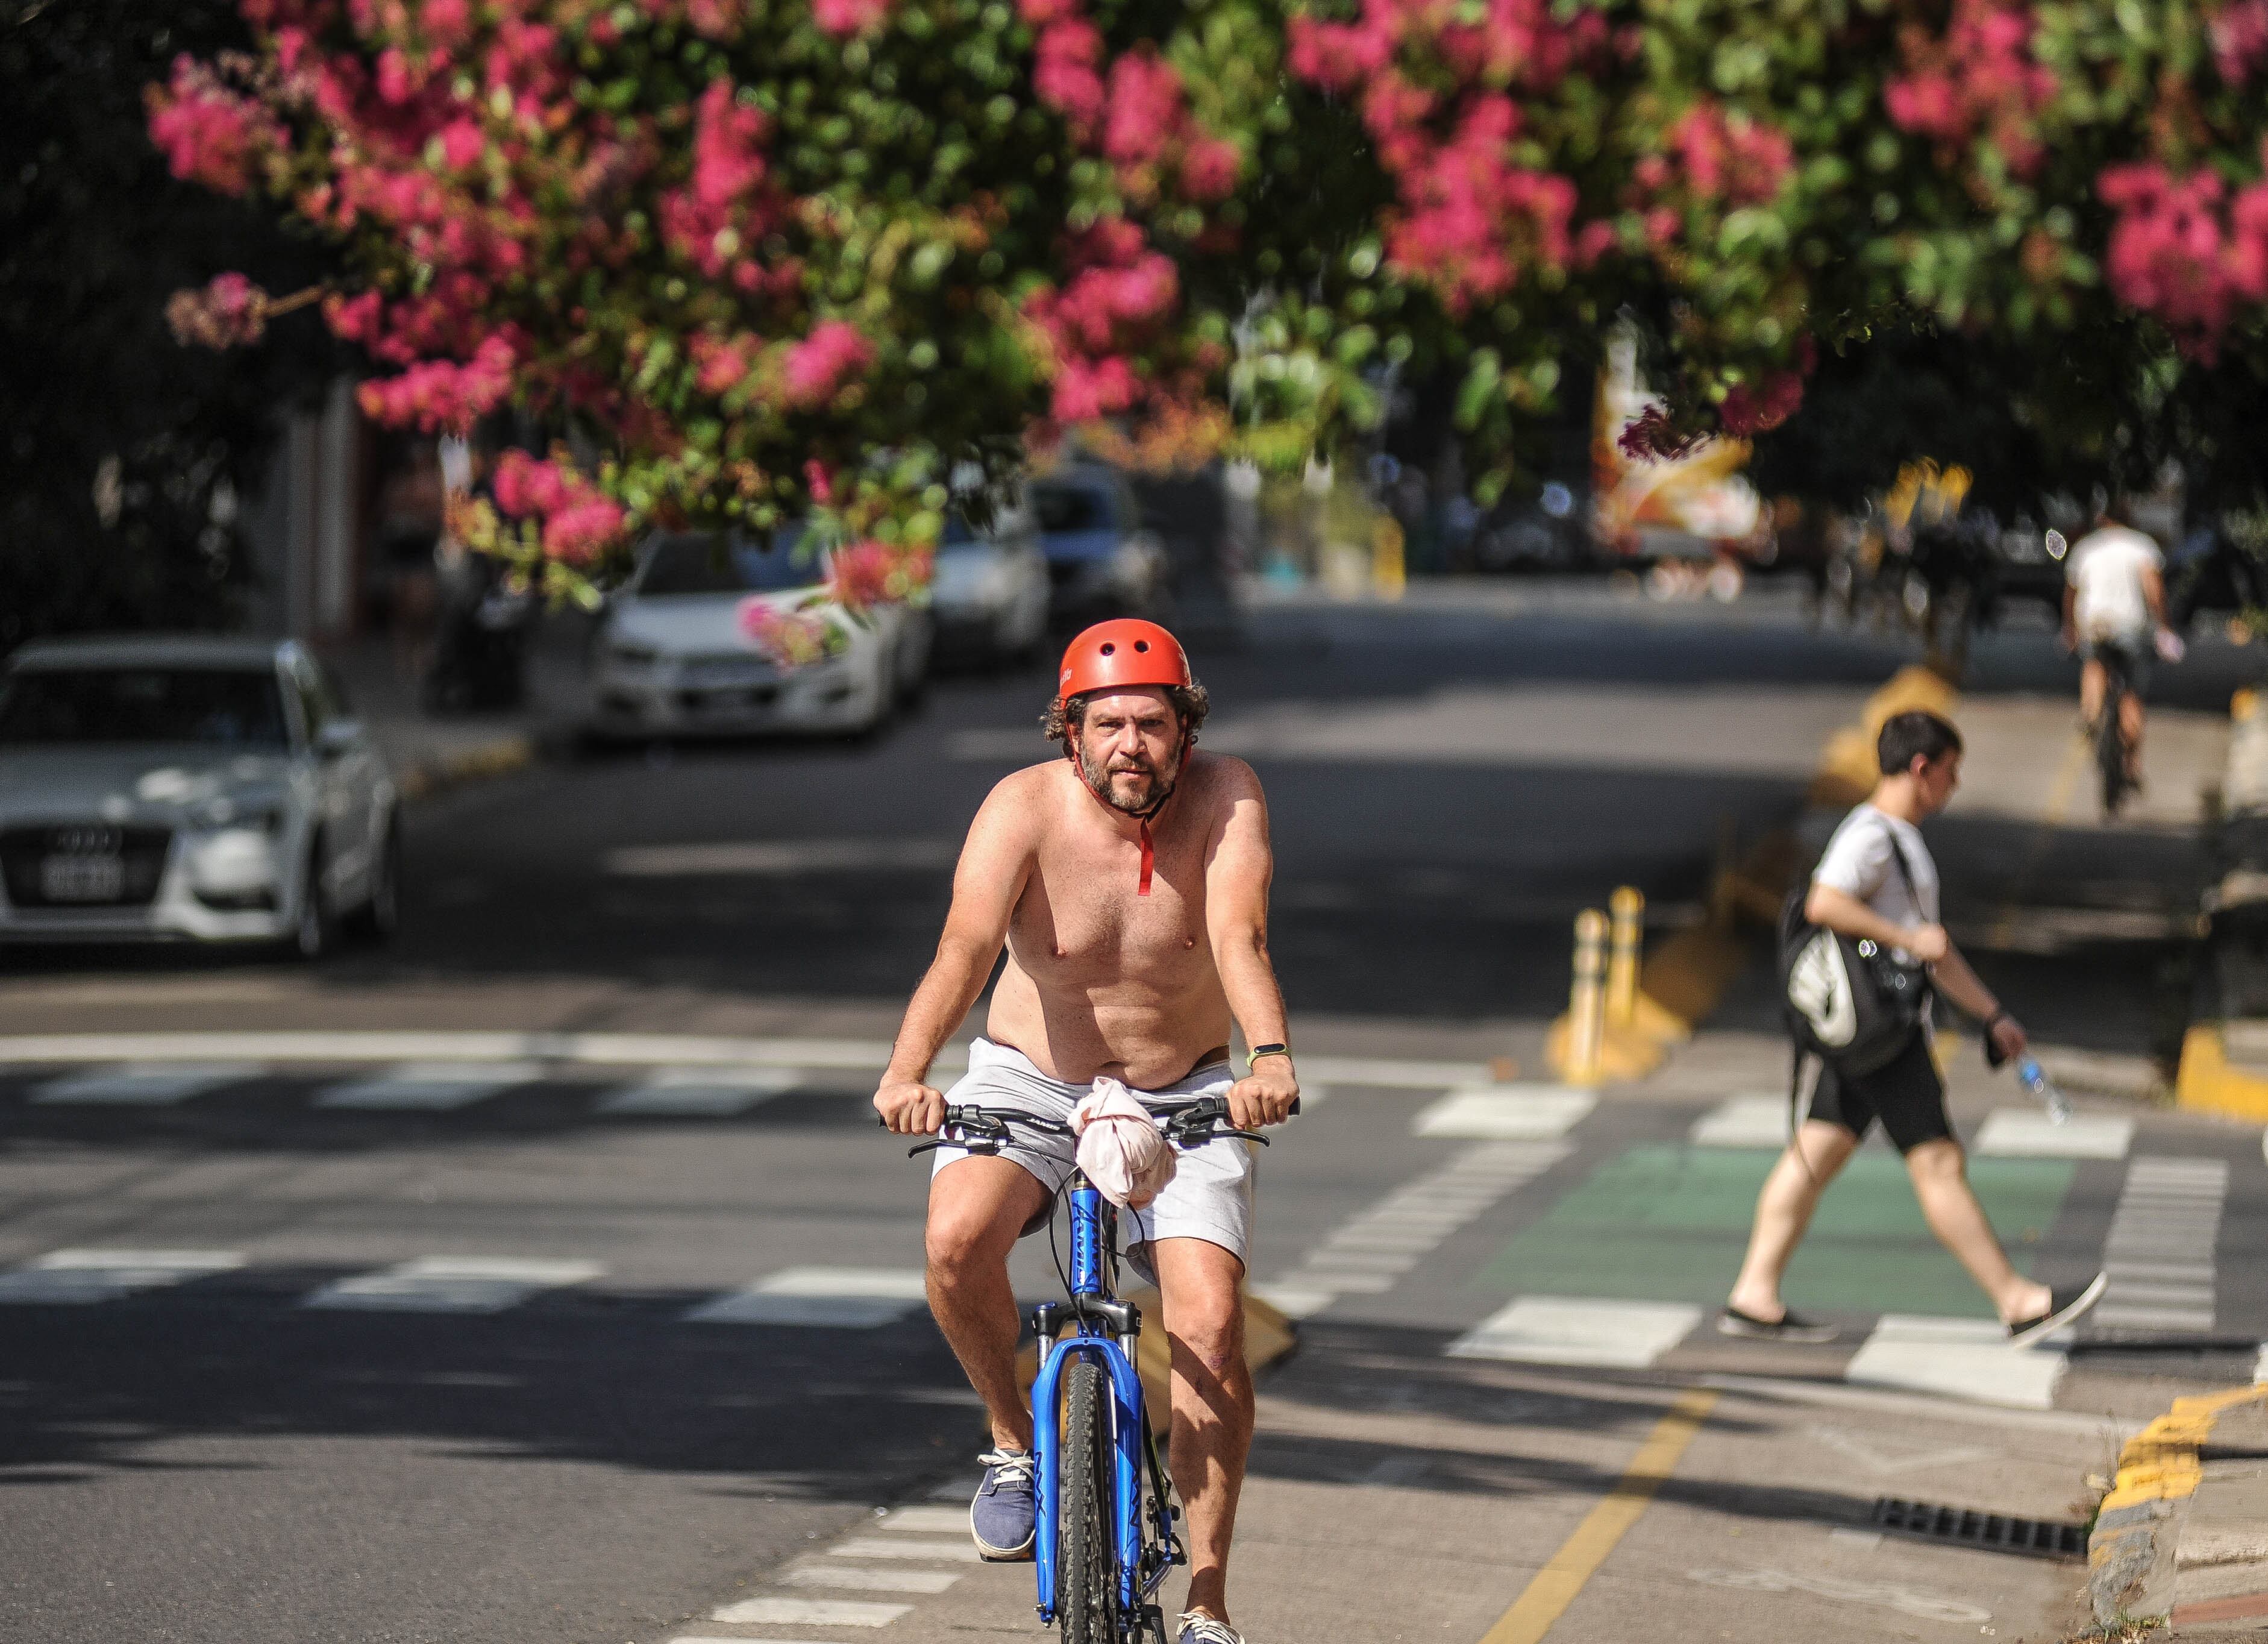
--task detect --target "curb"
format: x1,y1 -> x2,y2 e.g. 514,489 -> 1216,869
391,730 -> 539,804
2173,1024 -> 2268,1124
2088,1383 -> 2268,1627
2179,688 -> 2268,1123
1547,664 -> 1959,1078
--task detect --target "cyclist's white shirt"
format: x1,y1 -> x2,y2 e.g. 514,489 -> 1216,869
1814,803 -> 1939,957
2067,525 -> 2162,643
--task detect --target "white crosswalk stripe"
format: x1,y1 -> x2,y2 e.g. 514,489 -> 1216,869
710,1597 -> 913,1626
29,1063 -> 260,1106
303,1256 -> 604,1313
1688,1094 -> 1793,1149
879,1505 -> 972,1533
827,1536 -> 982,1562
0,1247 -> 245,1304
1447,1296 -> 1703,1369
594,1067 -> 802,1115
1845,1314 -> 2067,1409
778,1564 -> 964,1593
2093,1155 -> 2226,1332
313,1061 -> 544,1110
1412,1086 -> 1596,1140
684,1266 -> 929,1327
1972,1109 -> 2135,1159
1259,1141 -> 1568,1314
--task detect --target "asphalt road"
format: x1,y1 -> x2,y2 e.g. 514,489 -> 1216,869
3,582 -> 2263,1644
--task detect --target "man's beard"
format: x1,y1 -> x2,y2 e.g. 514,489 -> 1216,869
1077,738 -> 1181,817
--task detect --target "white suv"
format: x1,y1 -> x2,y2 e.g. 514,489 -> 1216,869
0,636 -> 399,958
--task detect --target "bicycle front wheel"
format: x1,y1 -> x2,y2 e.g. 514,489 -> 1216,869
1057,1358 -> 1117,1644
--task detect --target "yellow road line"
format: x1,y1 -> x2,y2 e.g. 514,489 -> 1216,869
1477,1388 -> 1718,1644
1986,730 -> 2090,951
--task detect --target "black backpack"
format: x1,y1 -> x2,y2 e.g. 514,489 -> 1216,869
1776,833 -> 1933,1080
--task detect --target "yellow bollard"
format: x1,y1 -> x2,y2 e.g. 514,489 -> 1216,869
1606,886 -> 1644,1029
1565,909 -> 1609,1087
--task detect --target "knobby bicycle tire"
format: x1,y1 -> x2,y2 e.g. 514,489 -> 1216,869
1057,1359 -> 1117,1644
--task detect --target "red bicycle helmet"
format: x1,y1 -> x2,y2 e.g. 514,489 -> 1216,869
1056,619 -> 1192,703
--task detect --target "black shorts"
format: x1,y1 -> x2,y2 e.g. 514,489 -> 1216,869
1803,1032 -> 1954,1153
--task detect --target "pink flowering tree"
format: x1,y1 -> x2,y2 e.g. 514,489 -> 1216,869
151,0 -> 2268,597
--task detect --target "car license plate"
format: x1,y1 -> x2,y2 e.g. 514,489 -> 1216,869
697,686 -> 778,712
40,855 -> 124,902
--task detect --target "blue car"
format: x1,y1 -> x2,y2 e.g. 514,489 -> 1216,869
1029,466 -> 1170,623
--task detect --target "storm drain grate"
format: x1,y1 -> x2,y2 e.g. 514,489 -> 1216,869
1871,1498 -> 2087,1560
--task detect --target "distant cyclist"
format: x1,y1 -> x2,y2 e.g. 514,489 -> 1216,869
2063,500 -> 2173,785
874,619 -> 1297,1644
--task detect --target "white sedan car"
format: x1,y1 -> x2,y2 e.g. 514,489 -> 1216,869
929,505 -> 1051,665
0,636 -> 400,958
587,530 -> 932,739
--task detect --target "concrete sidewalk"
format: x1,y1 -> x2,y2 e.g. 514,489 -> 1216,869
319,609 -> 593,802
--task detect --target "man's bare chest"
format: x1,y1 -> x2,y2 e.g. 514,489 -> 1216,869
1009,835 -> 1209,979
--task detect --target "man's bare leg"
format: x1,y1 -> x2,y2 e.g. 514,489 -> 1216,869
2119,688 -> 2146,780
1904,1139 -> 2051,1323
1726,1120 -> 1858,1320
2079,656 -> 2107,729
1151,1235 -> 1251,1628
926,1156 -> 1050,1451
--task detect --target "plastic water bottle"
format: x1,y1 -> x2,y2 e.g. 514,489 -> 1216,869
2017,1056 -> 2071,1125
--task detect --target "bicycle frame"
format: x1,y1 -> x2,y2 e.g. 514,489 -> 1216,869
1030,1178 -> 1177,1625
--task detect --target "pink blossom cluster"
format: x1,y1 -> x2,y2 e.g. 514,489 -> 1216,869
827,540 -> 930,610
2212,1 -> 2268,85
1661,103 -> 1794,207
812,0 -> 894,35
738,600 -> 836,665
490,450 -> 627,563
1024,219 -> 1180,422
2099,160 -> 2268,354
1023,5 -> 1241,205
1615,406 -> 1705,463
1379,96 -> 1574,310
147,55 -> 281,196
781,321 -> 878,409
357,335 -> 518,433
1717,370 -> 1805,436
1288,0 -> 1594,96
691,332 -> 759,396
659,78 -> 788,284
1100,48 -> 1242,203
1883,0 -> 2059,176
166,273 -> 271,349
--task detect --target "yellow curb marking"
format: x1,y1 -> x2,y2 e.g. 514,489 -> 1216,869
1477,1388 -> 1717,1644
2097,1383 -> 2268,1517
2176,1020 -> 2268,1125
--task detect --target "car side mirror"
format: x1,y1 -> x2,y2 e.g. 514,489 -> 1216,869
316,718 -> 365,759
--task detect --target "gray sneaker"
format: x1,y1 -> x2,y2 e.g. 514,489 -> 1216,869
970,1447 -> 1036,1561
1177,1614 -> 1243,1644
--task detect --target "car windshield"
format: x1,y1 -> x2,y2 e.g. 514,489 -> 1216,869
0,667 -> 290,749
1032,485 -> 1117,535
636,531 -> 827,595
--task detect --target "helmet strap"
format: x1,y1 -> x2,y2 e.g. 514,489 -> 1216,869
1067,724 -> 1192,898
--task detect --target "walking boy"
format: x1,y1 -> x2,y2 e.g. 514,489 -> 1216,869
1721,710 -> 2107,1346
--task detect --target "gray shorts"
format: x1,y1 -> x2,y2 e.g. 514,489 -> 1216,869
930,1037 -> 1256,1272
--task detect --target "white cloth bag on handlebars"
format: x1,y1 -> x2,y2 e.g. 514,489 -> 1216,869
1071,1079 -> 1178,1209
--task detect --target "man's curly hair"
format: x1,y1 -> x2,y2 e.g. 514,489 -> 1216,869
1044,682 -> 1211,745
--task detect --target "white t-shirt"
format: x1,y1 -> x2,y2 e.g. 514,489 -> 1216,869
2066,524 -> 2163,642
1812,803 -> 1938,957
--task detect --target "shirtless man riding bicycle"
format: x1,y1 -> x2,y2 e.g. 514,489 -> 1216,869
874,620 -> 1298,1644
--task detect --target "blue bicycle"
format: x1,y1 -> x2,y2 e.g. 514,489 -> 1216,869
906,1095 -> 1279,1644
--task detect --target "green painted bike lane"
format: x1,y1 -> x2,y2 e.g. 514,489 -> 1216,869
1477,1143 -> 2075,1319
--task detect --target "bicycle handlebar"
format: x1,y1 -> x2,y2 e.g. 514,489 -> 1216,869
883,1094 -> 1298,1156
